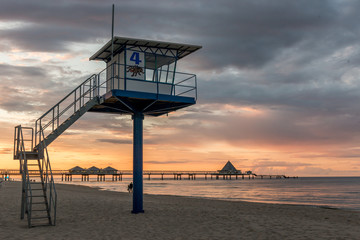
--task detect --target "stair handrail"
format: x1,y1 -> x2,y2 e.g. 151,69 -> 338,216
15,125 -> 33,227
37,123 -> 57,225
35,74 -> 98,148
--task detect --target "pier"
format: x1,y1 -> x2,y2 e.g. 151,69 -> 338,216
0,169 -> 296,181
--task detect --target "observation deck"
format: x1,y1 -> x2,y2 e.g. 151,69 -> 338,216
89,37 -> 201,116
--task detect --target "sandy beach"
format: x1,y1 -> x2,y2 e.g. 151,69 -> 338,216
1,181 -> 359,239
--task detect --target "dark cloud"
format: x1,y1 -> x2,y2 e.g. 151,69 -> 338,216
0,63 -> 46,80
0,0 -> 343,69
0,24 -> 104,52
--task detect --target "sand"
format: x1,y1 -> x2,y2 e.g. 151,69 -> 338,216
1,181 -> 359,240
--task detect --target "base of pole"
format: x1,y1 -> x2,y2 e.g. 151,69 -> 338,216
131,210 -> 145,214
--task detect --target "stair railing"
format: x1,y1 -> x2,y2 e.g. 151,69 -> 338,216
15,125 -> 33,227
34,74 -> 99,148
38,125 -> 57,225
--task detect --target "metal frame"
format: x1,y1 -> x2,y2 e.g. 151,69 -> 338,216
14,125 -> 57,227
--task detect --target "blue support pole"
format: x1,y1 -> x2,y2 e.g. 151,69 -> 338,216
132,112 -> 144,213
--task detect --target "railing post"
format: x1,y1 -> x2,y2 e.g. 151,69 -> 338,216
195,76 -> 197,100
89,78 -> 93,100
52,109 -> 54,132
57,106 -> 59,128
156,69 -> 159,95
112,63 -> 114,90
74,91 -> 77,112
97,75 -> 100,97
97,74 -> 100,96
34,122 -> 37,147
39,119 -> 42,147
79,86 -> 82,109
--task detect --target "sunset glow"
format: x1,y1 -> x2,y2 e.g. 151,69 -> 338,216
1,1 -> 360,177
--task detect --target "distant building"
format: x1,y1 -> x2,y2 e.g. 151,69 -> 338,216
69,166 -> 86,174
87,166 -> 101,174
218,161 -> 242,174
101,166 -> 118,174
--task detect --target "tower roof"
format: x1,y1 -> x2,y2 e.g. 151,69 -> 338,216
220,161 -> 238,172
89,36 -> 202,62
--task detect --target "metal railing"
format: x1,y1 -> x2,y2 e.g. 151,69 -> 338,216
35,74 -> 98,147
34,62 -> 197,149
14,125 -> 57,227
38,125 -> 57,226
101,63 -> 197,99
14,126 -> 33,226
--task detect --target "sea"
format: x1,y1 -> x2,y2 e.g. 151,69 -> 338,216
56,176 -> 360,211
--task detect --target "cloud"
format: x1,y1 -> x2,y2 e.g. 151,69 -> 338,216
97,138 -> 132,144
144,160 -> 190,165
251,160 -> 312,168
0,148 -> 12,154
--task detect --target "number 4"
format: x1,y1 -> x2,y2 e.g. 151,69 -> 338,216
130,52 -> 142,65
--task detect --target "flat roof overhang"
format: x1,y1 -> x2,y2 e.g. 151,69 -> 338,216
88,90 -> 196,116
89,36 -> 202,62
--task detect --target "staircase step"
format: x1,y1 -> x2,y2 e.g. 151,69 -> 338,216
31,195 -> 46,198
32,209 -> 48,212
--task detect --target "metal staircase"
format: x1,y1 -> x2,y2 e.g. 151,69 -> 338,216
13,74 -> 102,227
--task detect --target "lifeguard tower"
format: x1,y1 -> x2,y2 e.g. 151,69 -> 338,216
13,36 -> 201,227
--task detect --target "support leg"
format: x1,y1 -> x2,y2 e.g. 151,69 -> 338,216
132,112 -> 144,214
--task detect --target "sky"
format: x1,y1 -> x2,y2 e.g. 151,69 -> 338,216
1,0 -> 360,176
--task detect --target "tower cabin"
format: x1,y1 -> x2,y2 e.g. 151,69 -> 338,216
88,36 -> 202,116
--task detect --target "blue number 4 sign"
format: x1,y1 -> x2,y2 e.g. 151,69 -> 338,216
130,52 -> 142,65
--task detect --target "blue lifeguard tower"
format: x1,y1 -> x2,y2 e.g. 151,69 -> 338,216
13,36 -> 201,226
89,37 -> 201,213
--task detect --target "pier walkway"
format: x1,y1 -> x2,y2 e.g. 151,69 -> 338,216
1,169 -> 295,181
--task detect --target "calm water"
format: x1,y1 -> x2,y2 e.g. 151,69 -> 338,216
58,177 -> 360,211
